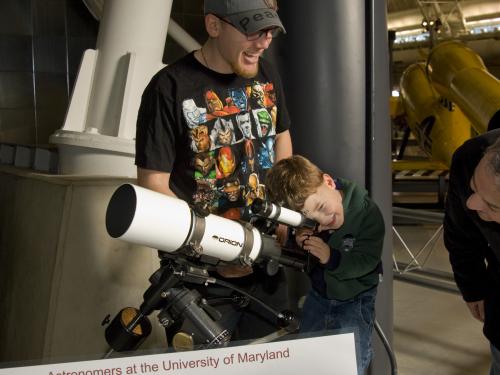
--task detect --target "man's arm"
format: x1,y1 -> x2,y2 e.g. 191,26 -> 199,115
137,167 -> 176,197
443,152 -> 489,303
443,188 -> 488,301
275,130 -> 292,161
444,178 -> 489,322
272,129 -> 292,244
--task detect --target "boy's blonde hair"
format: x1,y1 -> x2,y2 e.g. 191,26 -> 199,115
265,155 -> 324,211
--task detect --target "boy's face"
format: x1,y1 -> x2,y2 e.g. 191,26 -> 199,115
301,175 -> 344,231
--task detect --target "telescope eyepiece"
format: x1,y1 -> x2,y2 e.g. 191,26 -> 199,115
251,198 -> 275,217
250,199 -> 317,230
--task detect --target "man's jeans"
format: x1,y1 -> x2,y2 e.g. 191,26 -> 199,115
300,287 -> 378,375
491,343 -> 500,375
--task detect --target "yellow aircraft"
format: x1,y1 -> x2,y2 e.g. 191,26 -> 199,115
393,40 -> 500,172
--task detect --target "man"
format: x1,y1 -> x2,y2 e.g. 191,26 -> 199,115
135,0 -> 292,341
444,129 -> 500,375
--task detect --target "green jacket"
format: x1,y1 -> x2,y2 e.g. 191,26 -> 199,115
320,178 -> 385,300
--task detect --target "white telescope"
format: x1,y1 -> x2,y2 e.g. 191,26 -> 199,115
251,198 -> 317,229
106,184 -> 280,265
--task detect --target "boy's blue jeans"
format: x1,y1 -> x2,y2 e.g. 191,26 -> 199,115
300,287 -> 378,375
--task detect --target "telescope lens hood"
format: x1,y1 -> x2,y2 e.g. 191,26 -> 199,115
106,184 -> 137,238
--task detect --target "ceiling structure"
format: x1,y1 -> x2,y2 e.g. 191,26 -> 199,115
389,0 -> 466,33
80,0 -> 500,79
387,0 -> 500,80
387,0 -> 500,44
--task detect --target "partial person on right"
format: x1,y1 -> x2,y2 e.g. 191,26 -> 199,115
444,129 -> 500,375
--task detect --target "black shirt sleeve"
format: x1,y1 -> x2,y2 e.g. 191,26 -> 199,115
135,72 -> 179,173
443,144 -> 489,302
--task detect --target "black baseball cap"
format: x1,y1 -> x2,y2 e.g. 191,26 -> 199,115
204,0 -> 286,35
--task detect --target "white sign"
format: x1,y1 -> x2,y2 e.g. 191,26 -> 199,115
0,334 -> 357,375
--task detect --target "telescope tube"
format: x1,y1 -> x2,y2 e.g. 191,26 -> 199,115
106,184 -> 264,264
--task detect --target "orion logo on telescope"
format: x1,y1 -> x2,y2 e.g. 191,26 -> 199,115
211,235 -> 243,247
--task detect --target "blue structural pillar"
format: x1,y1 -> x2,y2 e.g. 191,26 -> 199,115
268,1 -> 393,373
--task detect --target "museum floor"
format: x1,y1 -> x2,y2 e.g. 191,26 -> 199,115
393,222 -> 491,375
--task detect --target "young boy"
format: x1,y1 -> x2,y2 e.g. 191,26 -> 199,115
265,155 -> 385,374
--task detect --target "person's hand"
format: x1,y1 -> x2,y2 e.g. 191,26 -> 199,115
466,300 -> 485,322
295,228 -> 314,247
299,235 -> 331,264
275,224 -> 289,246
216,264 -> 253,278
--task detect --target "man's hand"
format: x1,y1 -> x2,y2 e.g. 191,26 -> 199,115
275,224 -> 289,246
216,264 -> 253,278
466,300 -> 485,322
296,229 -> 330,264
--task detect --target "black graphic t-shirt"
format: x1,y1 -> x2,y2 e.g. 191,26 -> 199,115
136,52 -> 290,219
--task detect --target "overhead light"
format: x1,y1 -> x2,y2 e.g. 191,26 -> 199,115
394,24 -> 432,44
392,90 -> 400,97
396,28 -> 427,36
465,17 -> 500,27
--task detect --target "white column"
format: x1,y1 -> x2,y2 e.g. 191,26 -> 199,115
86,0 -> 172,138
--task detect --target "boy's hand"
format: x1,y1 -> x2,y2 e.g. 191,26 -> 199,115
296,229 -> 330,264
295,228 -> 314,246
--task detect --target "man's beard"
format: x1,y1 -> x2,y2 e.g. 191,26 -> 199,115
231,60 -> 259,79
